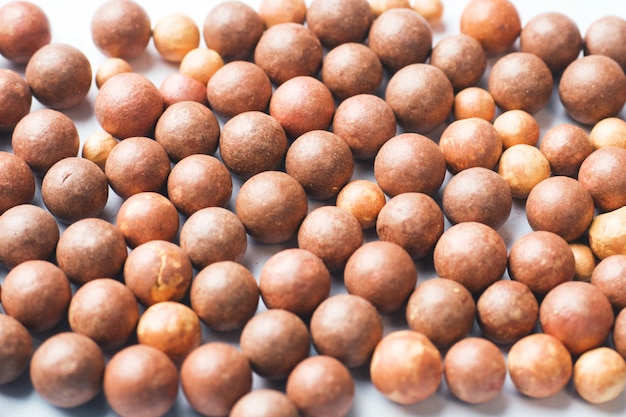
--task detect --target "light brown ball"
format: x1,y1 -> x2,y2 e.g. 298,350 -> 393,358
95,57 -> 132,89
153,13 -> 200,63
574,347 -> 626,404
497,144 -> 551,199
439,117 -> 502,174
179,48 -> 224,85
493,109 -> 539,148
259,0 -> 307,27
335,179 -> 386,230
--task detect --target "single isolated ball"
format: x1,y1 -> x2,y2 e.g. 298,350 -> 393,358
0,1 -> 50,64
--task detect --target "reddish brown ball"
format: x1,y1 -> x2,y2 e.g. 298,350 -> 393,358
591,255 -> 626,311
231,389 -> 299,417
0,152 -> 34,215
322,42 -> 383,100
439,118 -> 502,174
585,16 -> 626,71
91,0 -> 151,60
0,69 -> 31,132
116,192 -> 179,248
336,180 -> 386,230
430,34 -> 487,90
203,1 -> 264,60
306,0 -> 373,48
460,0 -> 521,55
159,73 -> 207,108
578,146 -> 626,211
0,1 -> 50,63
540,123 -> 593,177
0,314 -> 33,385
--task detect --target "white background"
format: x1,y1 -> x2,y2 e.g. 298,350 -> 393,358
1,0 -> 626,416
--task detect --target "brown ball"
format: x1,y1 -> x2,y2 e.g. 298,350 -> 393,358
574,347 -> 626,404
296,205 -> 364,272
155,101 -> 219,162
540,281 -> 614,355
433,222 -> 508,294
30,332 -> 105,408
520,12 -> 583,74
95,73 -> 163,139
571,243 -> 597,281
259,0 -> 307,27
123,240 -> 193,306
202,1 -> 264,60
508,333 -> 573,399
385,63 -> 454,133
116,192 -> 179,248
254,22 -> 323,85
0,151 -> 35,214
269,75 -> 336,138
368,8 -> 432,70
0,1 -> 50,63
335,179 -> 386,230
167,154 -> 232,216
12,109 -> 80,172
442,166 -> 512,229
493,109 -> 540,149
439,117 -> 502,174
25,43 -> 92,110
81,131 -> 118,170
286,356 -> 354,417
190,261 -> 259,332
152,13 -> 200,63
344,241 -> 417,314
488,52 -> 553,114
497,144 -> 551,199
525,176 -> 595,242
0,204 -> 59,269
1,260 -> 71,332
306,0 -> 373,48
56,218 -> 128,286
460,0 -> 521,55
591,255 -> 626,311
406,278 -> 475,348
376,192 -> 444,259
578,147 -> 626,211
585,16 -> 626,71
235,171 -> 308,244
105,136 -> 171,199
453,87 -> 496,121
231,389 -> 299,417
615,308 -> 626,359
310,294 -> 383,368
0,314 -> 33,385
179,207 -> 247,269
540,123 -> 593,177
91,0 -> 151,60
137,301 -> 202,364
0,69 -> 31,132
68,278 -> 139,349
104,345 -> 178,417
444,337 -> 506,404
430,34 -> 486,91
41,157 -> 109,224
321,42 -> 383,100
95,57 -> 132,89
240,309 -> 310,380
259,248 -> 331,316
219,111 -> 288,179
374,133 -> 446,197
370,330 -> 442,405
206,61 -> 273,118
286,130 -> 354,200
332,94 -> 397,160
477,280 -> 539,345
159,73 -> 208,108
559,54 -> 626,125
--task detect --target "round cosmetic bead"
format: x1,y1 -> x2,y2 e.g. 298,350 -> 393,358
321,43 -> 383,100
95,57 -> 132,89
460,0 -> 521,55
231,389 -> 299,417
493,109 -> 540,148
306,0 -> 373,48
588,206 -> 626,260
0,314 -> 33,385
412,0 -> 444,24
179,47 -> 224,85
0,69 -> 31,132
0,1 -> 50,63
540,123 -> 593,177
259,0 -> 307,27
336,180 -> 386,230
439,118 -> 502,174
153,13 -> 199,63
590,117 -> 626,150
190,261 -> 259,332
430,34 -> 486,91
584,16 -> 626,71
578,147 -> 626,211
497,144 -> 551,199
0,151 -> 35,214
574,347 -> 626,404
368,0 -> 410,17
570,243 -> 597,281
81,131 -> 118,170
68,278 -> 139,349
116,192 -> 180,248
453,87 -> 496,121
590,255 -> 626,311
614,309 -> 626,359
159,73 -> 208,108
91,0 -> 151,60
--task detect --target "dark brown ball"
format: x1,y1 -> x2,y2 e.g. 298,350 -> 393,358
585,15 -> 626,71
105,136 -> 171,199
0,314 -> 33,385
460,0 -> 521,55
285,130 -> 354,200
231,389 -> 299,417
190,261 -> 259,331
559,55 -> 626,125
235,171 -> 308,244
206,61 -> 273,118
322,42 -> 383,100
520,12 -> 583,74
159,73 -> 208,108
433,222 -> 508,294
368,8 -> 431,71
0,1 -> 50,64
0,69 -> 31,132
578,147 -> 626,211
259,248 -> 331,316
0,204 -> 59,269
179,207 -> 247,269
116,192 -> 179,248
203,1 -> 264,60
332,94 -> 397,159
374,133 -> 446,197
167,154 -> 232,216
95,72 -> 164,139
439,118 -> 502,174
254,22 -> 324,85
376,192 -> 443,259
590,255 -> 626,311
219,111 -> 288,179
430,34 -> 487,90
442,166 -> 512,229
56,218 -> 128,286
41,157 -> 109,224
306,0 -> 373,48
539,123 -> 593,177
12,109 -> 80,172
25,43 -> 91,110
385,63 -> 454,133
91,0 -> 151,60
240,309 -> 310,380
0,151 -> 35,214
488,52 -> 553,114
155,100 -> 220,162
